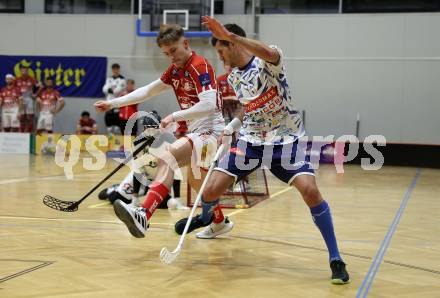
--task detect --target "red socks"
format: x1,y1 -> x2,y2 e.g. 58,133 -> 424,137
213,204 -> 225,224
142,182 -> 169,220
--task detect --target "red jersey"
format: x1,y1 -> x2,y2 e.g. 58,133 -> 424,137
0,85 -> 21,111
14,76 -> 38,98
79,118 -> 97,134
217,73 -> 239,120
118,90 -> 138,120
160,52 -> 224,133
39,88 -> 63,112
176,120 -> 188,134
217,73 -> 237,101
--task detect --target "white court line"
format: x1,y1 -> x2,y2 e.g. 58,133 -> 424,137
88,202 -> 112,209
0,172 -> 109,185
0,187 -> 292,229
0,215 -> 121,224
0,177 -> 30,185
226,209 -> 245,217
0,215 -> 173,226
224,187 -> 290,218
269,186 -> 291,199
272,251 -> 297,259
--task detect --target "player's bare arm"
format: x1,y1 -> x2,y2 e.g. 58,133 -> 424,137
18,96 -> 24,113
52,99 -> 65,114
202,16 -> 280,64
94,79 -> 170,112
36,97 -> 41,112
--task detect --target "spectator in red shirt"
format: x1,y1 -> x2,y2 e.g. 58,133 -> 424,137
15,65 -> 42,133
117,79 -> 138,136
76,111 -> 97,135
36,78 -> 65,134
0,74 -> 23,132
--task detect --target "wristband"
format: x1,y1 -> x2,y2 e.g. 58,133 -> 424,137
224,118 -> 242,135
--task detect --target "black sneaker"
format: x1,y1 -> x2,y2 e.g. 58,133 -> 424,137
98,184 -> 118,200
108,191 -> 132,205
174,214 -> 213,235
330,260 -> 350,284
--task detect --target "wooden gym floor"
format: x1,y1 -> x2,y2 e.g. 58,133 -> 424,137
0,154 -> 439,298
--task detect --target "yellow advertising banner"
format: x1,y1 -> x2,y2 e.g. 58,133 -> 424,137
35,134 -> 133,155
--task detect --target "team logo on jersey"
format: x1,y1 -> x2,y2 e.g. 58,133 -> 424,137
198,73 -> 211,86
184,71 -> 190,77
244,87 -> 278,112
172,79 -> 179,89
183,81 -> 193,92
172,69 -> 179,76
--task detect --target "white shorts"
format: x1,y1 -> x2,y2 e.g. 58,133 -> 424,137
133,140 -> 183,180
2,109 -> 20,128
184,130 -> 220,170
23,97 -> 35,115
37,112 -> 54,131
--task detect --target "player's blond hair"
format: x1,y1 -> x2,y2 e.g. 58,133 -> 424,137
156,24 -> 185,47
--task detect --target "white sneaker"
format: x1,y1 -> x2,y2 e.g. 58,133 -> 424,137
196,217 -> 234,239
175,197 -> 190,210
130,196 -> 141,207
113,200 -> 148,238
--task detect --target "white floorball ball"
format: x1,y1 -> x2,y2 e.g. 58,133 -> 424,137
167,198 -> 179,210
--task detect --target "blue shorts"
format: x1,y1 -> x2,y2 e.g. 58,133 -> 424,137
215,139 -> 315,185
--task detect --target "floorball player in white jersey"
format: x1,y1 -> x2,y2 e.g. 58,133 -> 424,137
180,17 -> 350,285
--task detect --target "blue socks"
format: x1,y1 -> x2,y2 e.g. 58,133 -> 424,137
201,197 -> 219,224
310,200 -> 342,262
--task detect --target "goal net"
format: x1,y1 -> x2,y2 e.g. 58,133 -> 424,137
187,167 -> 270,209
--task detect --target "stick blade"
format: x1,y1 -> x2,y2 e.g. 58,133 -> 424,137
159,247 -> 179,264
43,195 -> 79,212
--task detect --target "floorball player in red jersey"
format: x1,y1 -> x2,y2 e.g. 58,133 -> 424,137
94,24 -> 229,238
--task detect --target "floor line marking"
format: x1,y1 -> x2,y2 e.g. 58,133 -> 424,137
0,215 -> 173,226
88,202 -> 112,209
226,209 -> 245,217
356,168 -> 421,298
270,187 -> 291,199
0,261 -> 54,283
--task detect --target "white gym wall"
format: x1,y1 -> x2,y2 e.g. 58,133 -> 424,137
0,13 -> 439,144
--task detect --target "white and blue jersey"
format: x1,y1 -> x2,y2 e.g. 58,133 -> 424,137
228,45 -> 304,145
215,46 -> 314,185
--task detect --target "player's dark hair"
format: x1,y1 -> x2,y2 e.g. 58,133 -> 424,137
127,79 -> 135,84
81,111 -> 90,117
111,63 -> 120,69
211,23 -> 246,47
157,24 -> 185,47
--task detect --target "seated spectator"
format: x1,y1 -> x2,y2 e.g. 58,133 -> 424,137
77,111 -> 97,134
